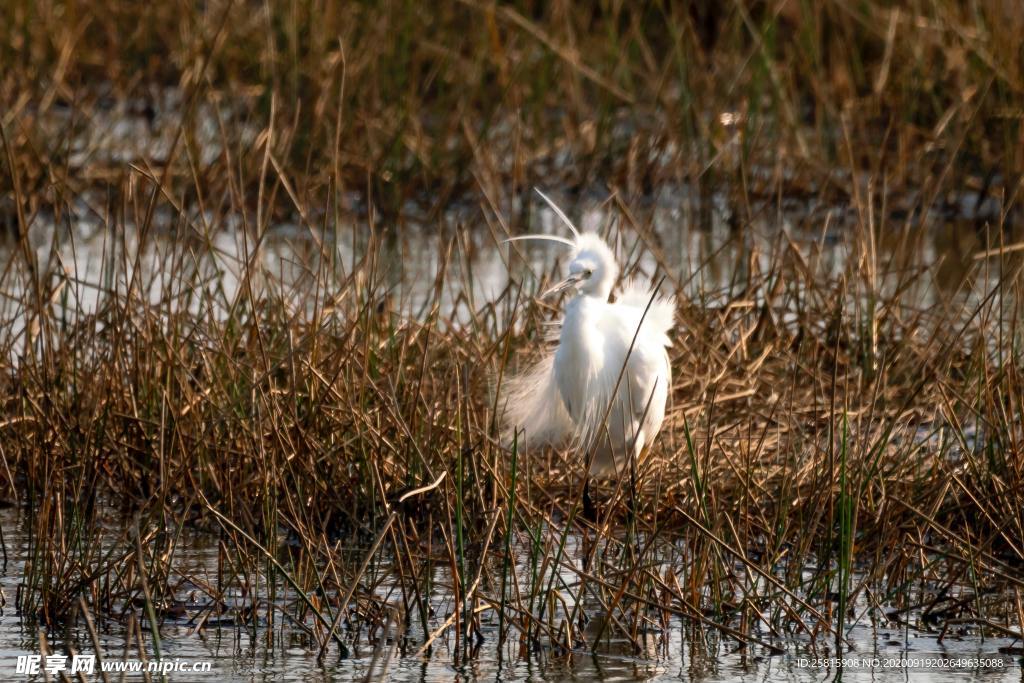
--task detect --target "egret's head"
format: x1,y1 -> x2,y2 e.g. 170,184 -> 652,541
555,233 -> 618,300
504,189 -> 620,301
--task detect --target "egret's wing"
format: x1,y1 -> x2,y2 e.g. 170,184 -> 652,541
610,280 -> 675,350
600,309 -> 670,418
594,300 -> 673,456
615,280 -> 676,348
624,343 -> 670,435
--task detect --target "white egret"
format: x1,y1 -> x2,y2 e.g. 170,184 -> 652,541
503,191 -> 675,483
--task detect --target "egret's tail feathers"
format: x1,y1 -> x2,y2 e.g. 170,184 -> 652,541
501,351 -> 573,449
617,280 -> 677,347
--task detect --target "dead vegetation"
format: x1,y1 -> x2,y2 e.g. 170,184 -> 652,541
1,0 -> 1024,673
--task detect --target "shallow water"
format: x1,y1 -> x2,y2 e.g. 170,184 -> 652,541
0,181 -> 1008,361
0,504 -> 1021,682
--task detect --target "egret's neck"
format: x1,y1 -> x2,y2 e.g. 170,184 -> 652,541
564,292 -> 601,325
561,294 -> 605,375
563,292 -> 607,341
580,278 -> 613,302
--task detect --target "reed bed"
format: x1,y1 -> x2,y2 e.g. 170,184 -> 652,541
1,0 -> 1023,674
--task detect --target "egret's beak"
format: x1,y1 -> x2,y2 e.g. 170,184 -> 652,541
542,273 -> 584,298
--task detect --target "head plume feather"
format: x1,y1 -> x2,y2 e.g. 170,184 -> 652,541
533,188 -> 580,239
502,189 -> 585,249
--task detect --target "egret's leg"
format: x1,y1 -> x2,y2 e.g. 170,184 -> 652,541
632,442 -> 649,479
581,476 -> 595,573
582,477 -> 597,523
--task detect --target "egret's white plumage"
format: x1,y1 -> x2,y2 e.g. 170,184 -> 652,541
503,192 -> 675,478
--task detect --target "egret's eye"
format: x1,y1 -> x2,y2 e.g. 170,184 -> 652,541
583,268 -> 593,278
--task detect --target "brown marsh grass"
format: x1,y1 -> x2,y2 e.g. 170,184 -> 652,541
1,0 -> 1024,671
